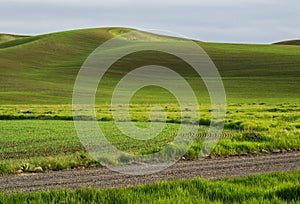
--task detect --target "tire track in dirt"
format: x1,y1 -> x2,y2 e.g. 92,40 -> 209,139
0,151 -> 299,193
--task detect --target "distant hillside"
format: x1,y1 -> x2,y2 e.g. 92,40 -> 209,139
274,39 -> 300,46
0,27 -> 300,104
0,34 -> 29,44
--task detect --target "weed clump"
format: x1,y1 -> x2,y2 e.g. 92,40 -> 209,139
232,132 -> 273,142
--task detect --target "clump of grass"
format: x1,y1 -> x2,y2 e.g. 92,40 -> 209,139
0,163 -> 11,175
232,132 -> 272,142
198,118 -> 211,126
118,153 -> 132,163
20,162 -> 32,172
185,144 -> 202,159
225,121 -> 243,130
275,185 -> 300,201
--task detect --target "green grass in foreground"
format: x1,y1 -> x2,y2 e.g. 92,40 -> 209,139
0,103 -> 299,174
1,171 -> 299,203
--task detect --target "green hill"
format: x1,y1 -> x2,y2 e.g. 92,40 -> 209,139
0,27 -> 299,104
274,39 -> 300,46
0,34 -> 29,44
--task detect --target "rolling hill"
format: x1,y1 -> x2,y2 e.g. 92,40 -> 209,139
0,27 -> 300,104
274,39 -> 300,46
0,34 -> 29,44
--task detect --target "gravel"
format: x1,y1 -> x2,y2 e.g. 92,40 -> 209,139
1,151 -> 299,193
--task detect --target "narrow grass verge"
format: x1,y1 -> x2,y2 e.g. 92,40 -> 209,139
0,171 -> 299,203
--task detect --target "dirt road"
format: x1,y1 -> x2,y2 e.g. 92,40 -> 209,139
1,151 -> 299,193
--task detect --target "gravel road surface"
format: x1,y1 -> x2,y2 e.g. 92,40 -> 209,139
1,151 -> 299,193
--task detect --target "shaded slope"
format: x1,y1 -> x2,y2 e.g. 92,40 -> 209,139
274,39 -> 300,46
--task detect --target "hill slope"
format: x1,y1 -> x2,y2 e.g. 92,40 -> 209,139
0,28 -> 300,104
274,39 -> 300,46
0,34 -> 29,44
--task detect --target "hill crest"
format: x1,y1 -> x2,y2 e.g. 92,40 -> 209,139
274,39 -> 300,46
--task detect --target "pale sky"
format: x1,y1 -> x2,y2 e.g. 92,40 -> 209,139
1,0 -> 299,43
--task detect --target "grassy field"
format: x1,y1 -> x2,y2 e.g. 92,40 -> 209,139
1,171 -> 299,203
0,103 -> 299,174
